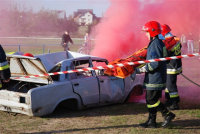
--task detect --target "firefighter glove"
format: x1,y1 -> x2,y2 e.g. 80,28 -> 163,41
135,66 -> 147,74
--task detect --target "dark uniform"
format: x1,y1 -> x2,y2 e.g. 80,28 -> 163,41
144,36 -> 173,125
0,45 -> 11,89
163,36 -> 182,110
61,33 -> 73,51
137,36 -> 175,128
139,21 -> 176,128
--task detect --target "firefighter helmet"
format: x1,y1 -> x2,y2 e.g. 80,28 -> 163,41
142,21 -> 161,37
23,53 -> 34,57
161,24 -> 171,36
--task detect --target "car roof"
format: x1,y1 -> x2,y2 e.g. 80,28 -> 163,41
7,51 -> 107,72
36,51 -> 107,71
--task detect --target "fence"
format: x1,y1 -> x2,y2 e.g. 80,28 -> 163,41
0,37 -> 87,54
1,37 -> 199,55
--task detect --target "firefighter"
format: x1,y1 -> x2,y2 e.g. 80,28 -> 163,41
0,44 -> 11,89
61,31 -> 74,51
136,21 -> 175,128
161,24 -> 182,110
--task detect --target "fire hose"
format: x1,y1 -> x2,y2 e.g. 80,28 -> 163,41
168,63 -> 200,87
180,73 -> 200,87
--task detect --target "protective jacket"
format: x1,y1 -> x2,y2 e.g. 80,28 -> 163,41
0,45 -> 11,88
163,36 -> 182,74
144,37 -> 167,90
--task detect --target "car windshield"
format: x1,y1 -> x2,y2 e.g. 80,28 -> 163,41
74,60 -> 90,69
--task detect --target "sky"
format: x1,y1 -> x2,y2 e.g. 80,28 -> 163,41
3,0 -> 111,17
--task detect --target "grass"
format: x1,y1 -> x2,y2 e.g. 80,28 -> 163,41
3,44 -> 81,55
1,37 -> 86,55
0,103 -> 200,134
0,37 -> 84,45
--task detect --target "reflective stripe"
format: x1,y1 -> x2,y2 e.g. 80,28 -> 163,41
147,100 -> 160,108
138,64 -> 145,68
167,67 -> 182,74
169,92 -> 179,98
147,63 -> 153,71
165,88 -> 169,93
171,41 -> 181,55
0,64 -> 9,70
0,61 -> 8,67
0,83 -> 2,88
144,83 -> 166,88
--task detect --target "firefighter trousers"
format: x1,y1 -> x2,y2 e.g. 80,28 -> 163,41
165,74 -> 180,104
146,90 -> 169,117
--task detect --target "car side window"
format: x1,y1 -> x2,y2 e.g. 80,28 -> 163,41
66,66 -> 77,80
92,61 -> 107,76
70,60 -> 93,79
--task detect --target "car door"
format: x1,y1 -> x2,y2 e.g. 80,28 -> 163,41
92,60 -> 125,104
70,59 -> 100,106
98,76 -> 125,104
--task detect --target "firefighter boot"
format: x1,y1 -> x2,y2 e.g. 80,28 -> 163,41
140,113 -> 157,128
167,102 -> 179,110
161,112 -> 176,127
158,103 -> 175,127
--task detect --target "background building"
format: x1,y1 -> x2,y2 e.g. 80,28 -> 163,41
74,9 -> 97,25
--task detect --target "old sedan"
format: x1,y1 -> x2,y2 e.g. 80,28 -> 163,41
0,51 -> 144,116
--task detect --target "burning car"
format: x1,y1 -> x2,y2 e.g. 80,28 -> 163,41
0,51 -> 144,116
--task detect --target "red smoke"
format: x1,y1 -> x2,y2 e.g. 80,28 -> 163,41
91,0 -> 144,61
91,0 -> 200,61
91,0 -> 200,106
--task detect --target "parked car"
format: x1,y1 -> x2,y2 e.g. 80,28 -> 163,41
0,51 -> 144,116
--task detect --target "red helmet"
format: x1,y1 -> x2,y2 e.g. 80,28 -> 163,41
142,21 -> 161,37
161,24 -> 171,36
23,53 -> 34,57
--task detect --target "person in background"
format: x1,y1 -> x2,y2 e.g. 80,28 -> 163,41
187,33 -> 194,53
199,34 -> 200,54
0,44 -> 11,89
199,34 -> 200,59
84,33 -> 90,46
84,32 -> 91,54
61,31 -> 74,51
161,24 -> 182,110
180,34 -> 187,54
136,21 -> 175,128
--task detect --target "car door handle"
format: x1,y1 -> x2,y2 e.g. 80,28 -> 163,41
74,83 -> 79,86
